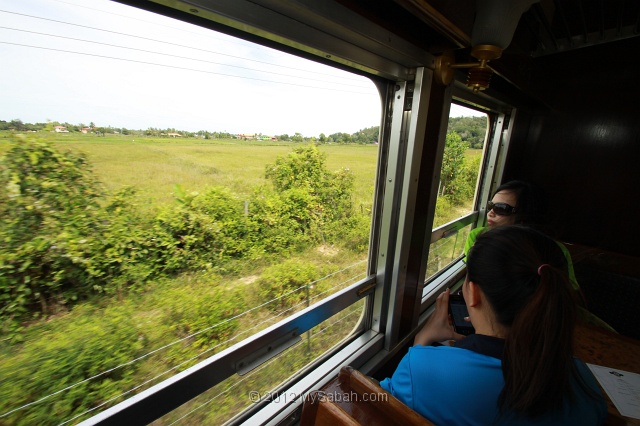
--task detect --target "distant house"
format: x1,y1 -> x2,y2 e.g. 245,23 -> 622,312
81,127 -> 91,134
54,126 -> 69,133
236,133 -> 256,140
235,133 -> 276,141
167,132 -> 182,138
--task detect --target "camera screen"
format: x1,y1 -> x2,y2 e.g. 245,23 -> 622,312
450,303 -> 469,327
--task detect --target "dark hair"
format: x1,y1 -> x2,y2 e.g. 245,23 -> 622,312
493,180 -> 545,227
466,225 -> 579,418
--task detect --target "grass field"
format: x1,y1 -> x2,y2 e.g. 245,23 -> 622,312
0,132 -> 379,211
0,131 -> 483,424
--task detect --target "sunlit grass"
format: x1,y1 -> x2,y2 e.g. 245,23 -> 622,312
0,132 -> 378,210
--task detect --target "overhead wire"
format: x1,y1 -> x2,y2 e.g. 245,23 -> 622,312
48,0 -> 307,65
0,9 -> 367,82
0,26 -> 372,89
0,41 -> 375,95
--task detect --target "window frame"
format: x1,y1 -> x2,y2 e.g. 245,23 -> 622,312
76,2 -> 513,425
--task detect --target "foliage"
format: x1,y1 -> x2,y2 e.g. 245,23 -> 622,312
0,129 -> 485,425
0,136 -> 105,326
439,132 -> 467,199
454,155 -> 482,202
264,145 -> 354,228
249,145 -> 346,254
160,279 -> 246,359
247,186 -> 318,253
0,304 -> 144,425
154,186 -> 249,269
1,118 -> 381,144
0,139 -> 363,332
324,214 -> 371,252
91,187 -> 169,293
447,116 -> 487,149
257,260 -> 319,311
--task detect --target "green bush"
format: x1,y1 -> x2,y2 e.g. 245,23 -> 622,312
154,186 -> 249,270
0,140 -> 362,330
324,213 -> 371,252
159,279 -> 246,365
439,132 -> 467,201
0,136 -> 105,324
261,145 -> 355,243
257,260 -> 319,311
0,304 -> 143,425
247,186 -> 318,255
91,187 -> 169,294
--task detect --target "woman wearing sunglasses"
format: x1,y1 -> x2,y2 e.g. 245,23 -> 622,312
380,226 -> 607,425
465,180 -> 579,289
464,180 -> 545,258
464,180 -> 616,331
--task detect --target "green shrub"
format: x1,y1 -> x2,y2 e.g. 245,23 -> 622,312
258,145 -> 355,247
154,186 -> 249,269
324,213 -> 371,252
439,132 -> 467,201
0,136 -> 105,324
163,283 -> 245,345
0,304 -> 143,425
257,260 -> 319,311
247,186 -> 318,254
0,140 -> 361,335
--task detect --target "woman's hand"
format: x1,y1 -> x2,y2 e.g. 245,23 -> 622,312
413,288 -> 466,346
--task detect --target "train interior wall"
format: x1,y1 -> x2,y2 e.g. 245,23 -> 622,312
501,37 -> 640,338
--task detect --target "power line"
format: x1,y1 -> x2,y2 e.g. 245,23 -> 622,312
0,26 -> 372,89
49,0 -> 265,52
0,9 -> 366,83
0,41 -> 376,95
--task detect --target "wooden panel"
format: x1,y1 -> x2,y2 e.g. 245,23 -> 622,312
502,38 -> 640,256
300,366 -> 433,425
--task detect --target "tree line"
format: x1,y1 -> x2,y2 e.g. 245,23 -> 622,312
2,116 -> 486,146
0,119 -> 382,144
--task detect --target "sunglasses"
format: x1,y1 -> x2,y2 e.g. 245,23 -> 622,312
487,201 -> 517,216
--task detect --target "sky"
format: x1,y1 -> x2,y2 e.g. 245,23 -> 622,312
0,0 -> 484,137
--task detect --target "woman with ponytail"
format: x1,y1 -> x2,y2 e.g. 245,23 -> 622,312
380,225 -> 607,425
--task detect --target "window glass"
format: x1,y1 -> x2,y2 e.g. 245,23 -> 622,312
0,1 -> 380,423
157,300 -> 365,424
426,104 -> 488,280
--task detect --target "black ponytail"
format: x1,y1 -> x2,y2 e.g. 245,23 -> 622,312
500,264 -> 577,416
466,226 -> 579,418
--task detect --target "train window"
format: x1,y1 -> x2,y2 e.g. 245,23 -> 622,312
424,104 -> 488,281
0,0 -> 379,424
155,300 -> 366,424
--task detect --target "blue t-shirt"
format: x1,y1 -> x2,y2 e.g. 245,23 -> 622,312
379,335 -> 607,425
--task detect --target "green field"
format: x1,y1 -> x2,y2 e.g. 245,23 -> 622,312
0,132 -> 378,211
0,131 -> 480,424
